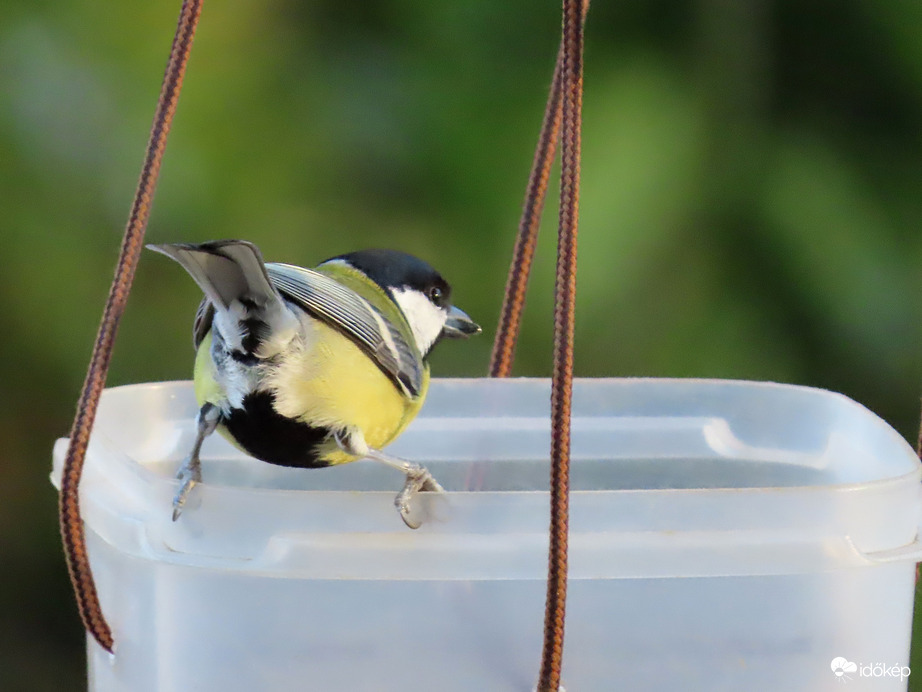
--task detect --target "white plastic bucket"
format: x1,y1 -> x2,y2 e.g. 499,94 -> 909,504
51,378 -> 922,691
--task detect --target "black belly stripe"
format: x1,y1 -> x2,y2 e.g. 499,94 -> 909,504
223,391 -> 333,468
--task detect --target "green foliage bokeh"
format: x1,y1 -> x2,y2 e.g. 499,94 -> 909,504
1,0 -> 921,688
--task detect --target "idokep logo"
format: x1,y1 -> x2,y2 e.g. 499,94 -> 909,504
831,657 -> 858,681
830,657 -> 911,683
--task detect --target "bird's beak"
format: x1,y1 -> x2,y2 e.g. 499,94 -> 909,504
443,306 -> 481,339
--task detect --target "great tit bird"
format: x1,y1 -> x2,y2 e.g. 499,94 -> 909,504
149,240 -> 481,528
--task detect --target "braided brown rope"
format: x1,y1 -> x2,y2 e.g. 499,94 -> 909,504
536,0 -> 584,689
488,46 -> 563,378
489,3 -> 589,380
59,0 -> 204,653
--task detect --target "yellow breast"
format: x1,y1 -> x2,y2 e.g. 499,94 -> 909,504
262,320 -> 428,465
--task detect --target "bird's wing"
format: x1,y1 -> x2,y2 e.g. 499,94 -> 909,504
266,263 -> 424,398
192,297 -> 215,350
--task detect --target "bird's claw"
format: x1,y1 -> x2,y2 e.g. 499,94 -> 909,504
333,435 -> 445,529
396,467 -> 445,529
172,461 -> 202,521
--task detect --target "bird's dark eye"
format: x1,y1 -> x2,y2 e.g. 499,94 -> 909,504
429,286 -> 443,304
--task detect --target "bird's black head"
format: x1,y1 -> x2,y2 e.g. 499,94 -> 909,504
328,249 -> 452,306
324,248 -> 480,356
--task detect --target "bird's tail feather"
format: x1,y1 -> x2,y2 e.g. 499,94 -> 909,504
148,240 -> 277,310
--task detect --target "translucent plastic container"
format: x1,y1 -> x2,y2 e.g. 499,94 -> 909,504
51,379 -> 922,691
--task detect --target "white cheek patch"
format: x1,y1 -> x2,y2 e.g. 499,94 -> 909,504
391,287 -> 447,355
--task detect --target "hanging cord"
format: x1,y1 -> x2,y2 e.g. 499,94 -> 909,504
536,0 -> 584,690
489,1 -> 589,379
488,46 -> 563,377
58,0 -> 204,654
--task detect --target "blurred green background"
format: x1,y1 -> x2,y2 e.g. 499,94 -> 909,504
2,0 -> 922,689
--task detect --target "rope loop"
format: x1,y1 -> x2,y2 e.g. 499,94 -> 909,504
59,0 -> 204,653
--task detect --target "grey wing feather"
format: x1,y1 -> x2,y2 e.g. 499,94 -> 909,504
192,297 -> 215,350
265,263 -> 424,398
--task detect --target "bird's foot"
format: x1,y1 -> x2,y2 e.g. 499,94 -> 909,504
334,432 -> 445,529
395,465 -> 445,530
172,458 -> 202,521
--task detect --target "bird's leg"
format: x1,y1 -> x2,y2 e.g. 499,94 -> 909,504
365,448 -> 445,529
173,402 -> 220,521
334,431 -> 444,529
